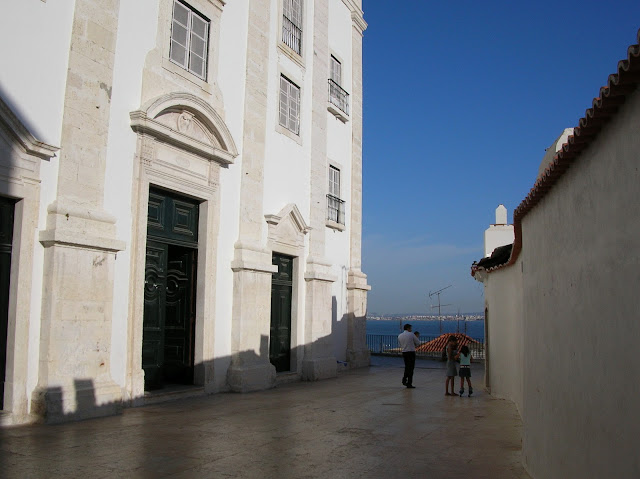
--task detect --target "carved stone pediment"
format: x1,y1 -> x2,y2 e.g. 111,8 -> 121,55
154,110 -> 223,149
130,92 -> 238,166
265,204 -> 310,252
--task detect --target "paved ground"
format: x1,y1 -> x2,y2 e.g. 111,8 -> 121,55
0,357 -> 530,478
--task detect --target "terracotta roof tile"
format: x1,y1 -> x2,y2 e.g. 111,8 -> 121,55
416,333 -> 481,353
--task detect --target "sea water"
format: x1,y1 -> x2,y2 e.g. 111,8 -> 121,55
366,319 -> 484,341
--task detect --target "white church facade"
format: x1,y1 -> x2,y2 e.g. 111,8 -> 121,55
0,0 -> 370,425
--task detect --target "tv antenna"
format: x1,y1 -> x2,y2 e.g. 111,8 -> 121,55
429,285 -> 452,335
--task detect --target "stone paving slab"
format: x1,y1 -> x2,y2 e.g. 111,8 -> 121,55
0,357 -> 530,478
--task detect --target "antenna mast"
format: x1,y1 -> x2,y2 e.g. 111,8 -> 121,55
429,285 -> 452,335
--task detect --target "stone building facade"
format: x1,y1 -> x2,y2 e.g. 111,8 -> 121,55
472,31 -> 640,479
0,0 -> 370,425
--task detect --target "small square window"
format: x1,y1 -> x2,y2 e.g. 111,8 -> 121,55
170,0 -> 209,80
279,75 -> 300,135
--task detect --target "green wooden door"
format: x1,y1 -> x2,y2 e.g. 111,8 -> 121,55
163,246 -> 197,384
143,188 -> 198,390
142,241 -> 168,390
270,254 -> 293,372
0,197 -> 15,409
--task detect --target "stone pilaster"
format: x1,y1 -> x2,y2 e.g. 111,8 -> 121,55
346,7 -> 370,368
303,0 -> 337,381
32,0 -> 125,422
227,0 -> 277,392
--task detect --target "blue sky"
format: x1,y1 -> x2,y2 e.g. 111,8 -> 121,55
361,1 -> 640,315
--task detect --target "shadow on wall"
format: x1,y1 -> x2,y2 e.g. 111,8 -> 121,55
20,301 -> 368,426
0,84 -> 46,142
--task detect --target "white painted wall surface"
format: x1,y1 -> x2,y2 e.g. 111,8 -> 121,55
325,0 -> 355,361
483,224 -> 514,257
483,262 -> 523,413
0,0 -> 76,409
0,0 -> 75,146
485,91 -> 640,478
519,90 -> 640,479
215,0 -> 250,390
104,0 -> 159,388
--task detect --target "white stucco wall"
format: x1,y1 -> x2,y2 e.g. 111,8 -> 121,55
518,89 -> 640,479
325,0 -> 354,361
104,0 -> 159,388
483,224 -> 514,257
215,0 -> 249,389
483,262 -> 523,413
485,89 -> 640,478
0,0 -> 76,410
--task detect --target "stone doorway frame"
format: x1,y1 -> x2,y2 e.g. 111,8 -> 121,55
127,92 -> 237,404
0,98 -> 58,424
265,204 -> 309,375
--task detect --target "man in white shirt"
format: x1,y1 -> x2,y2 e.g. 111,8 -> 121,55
398,323 -> 420,388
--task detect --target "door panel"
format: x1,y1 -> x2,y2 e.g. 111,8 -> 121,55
143,188 -> 199,391
142,241 -> 167,390
163,246 -> 196,384
0,197 -> 15,409
148,188 -> 199,245
270,254 -> 293,372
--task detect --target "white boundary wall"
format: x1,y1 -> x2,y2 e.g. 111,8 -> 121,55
483,89 -> 640,478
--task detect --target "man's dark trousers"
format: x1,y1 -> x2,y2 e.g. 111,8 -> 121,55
402,351 -> 416,386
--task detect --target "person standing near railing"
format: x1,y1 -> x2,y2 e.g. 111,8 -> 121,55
456,345 -> 473,397
398,324 -> 420,389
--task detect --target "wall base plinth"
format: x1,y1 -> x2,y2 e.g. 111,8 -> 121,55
302,356 -> 337,381
31,380 -> 122,424
347,349 -> 370,369
227,362 -> 276,393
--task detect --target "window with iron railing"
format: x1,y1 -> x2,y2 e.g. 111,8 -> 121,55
327,166 -> 345,225
327,195 -> 345,225
282,0 -> 302,55
328,80 -> 349,116
328,56 -> 349,115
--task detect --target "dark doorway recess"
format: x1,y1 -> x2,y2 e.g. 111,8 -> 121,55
0,196 -> 15,410
143,188 -> 199,391
270,253 -> 293,372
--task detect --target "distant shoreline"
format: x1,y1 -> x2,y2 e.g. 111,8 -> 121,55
367,317 -> 484,321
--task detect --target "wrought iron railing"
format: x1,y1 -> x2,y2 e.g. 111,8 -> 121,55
327,194 -> 345,225
366,334 -> 485,360
328,79 -> 349,116
282,16 -> 302,55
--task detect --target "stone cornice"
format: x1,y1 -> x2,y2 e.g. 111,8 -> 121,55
207,0 -> 226,12
341,0 -> 363,16
305,257 -> 337,283
350,11 -> 367,35
0,97 -> 58,160
346,269 -> 371,291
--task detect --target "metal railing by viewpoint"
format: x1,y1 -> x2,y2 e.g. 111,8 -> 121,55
366,334 -> 485,360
